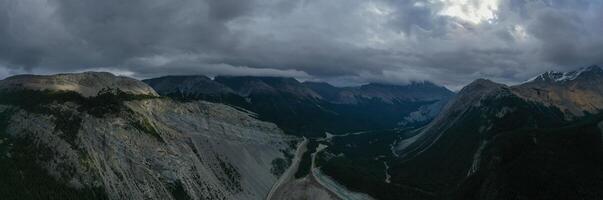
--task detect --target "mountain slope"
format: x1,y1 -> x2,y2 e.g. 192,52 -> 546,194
304,81 -> 454,104
513,65 -> 603,117
0,73 -> 297,200
215,76 -> 322,99
385,66 -> 603,199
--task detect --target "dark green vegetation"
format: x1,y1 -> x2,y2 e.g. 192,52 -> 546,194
271,140 -> 297,176
167,181 -> 191,200
247,94 -> 434,137
389,95 -> 567,199
456,113 -> 603,200
294,140 -> 319,178
155,87 -> 437,137
0,88 -> 163,143
270,158 -> 289,176
0,88 -> 157,117
315,92 -> 603,200
316,129 -> 435,200
215,155 -> 243,192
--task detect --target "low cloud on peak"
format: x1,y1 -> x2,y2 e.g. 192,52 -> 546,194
0,0 -> 601,89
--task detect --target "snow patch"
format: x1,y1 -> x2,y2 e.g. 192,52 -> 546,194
523,65 -> 601,84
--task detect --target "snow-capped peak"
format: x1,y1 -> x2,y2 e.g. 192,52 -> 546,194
524,65 -> 602,83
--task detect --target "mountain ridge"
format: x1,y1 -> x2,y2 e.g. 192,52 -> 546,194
145,75 -> 454,136
0,72 -> 158,97
1,66 -> 602,200
145,75 -> 455,105
523,65 -> 603,84
383,65 -> 603,199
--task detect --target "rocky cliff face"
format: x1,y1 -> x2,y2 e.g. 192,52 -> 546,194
512,65 -> 603,117
0,73 -> 297,200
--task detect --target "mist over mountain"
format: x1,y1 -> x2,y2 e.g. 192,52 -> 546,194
2,0 -> 602,89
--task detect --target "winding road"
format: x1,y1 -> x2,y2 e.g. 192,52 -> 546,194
266,138 -> 308,200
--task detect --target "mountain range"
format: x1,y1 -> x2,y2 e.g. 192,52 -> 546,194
0,65 -> 602,200
316,65 -> 603,200
144,75 -> 454,137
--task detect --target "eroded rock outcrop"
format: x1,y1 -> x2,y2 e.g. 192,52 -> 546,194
0,72 -> 297,200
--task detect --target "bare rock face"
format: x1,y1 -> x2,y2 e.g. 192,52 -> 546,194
0,98 -> 297,200
0,72 -> 158,97
0,72 -> 297,200
513,65 -> 603,117
422,65 -> 603,129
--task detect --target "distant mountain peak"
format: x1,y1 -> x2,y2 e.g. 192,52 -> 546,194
524,65 -> 603,83
511,65 -> 603,116
461,79 -> 505,93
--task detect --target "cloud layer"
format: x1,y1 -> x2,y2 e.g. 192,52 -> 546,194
0,0 -> 602,89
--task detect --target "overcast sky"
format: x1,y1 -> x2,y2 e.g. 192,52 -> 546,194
1,0 -> 602,90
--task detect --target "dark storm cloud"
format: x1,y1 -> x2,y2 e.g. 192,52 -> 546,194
526,4 -> 603,68
0,0 -> 602,89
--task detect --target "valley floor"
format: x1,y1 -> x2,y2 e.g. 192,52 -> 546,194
267,137 -> 374,200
